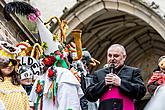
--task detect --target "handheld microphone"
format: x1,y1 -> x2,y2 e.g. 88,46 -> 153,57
109,63 -> 115,73
108,63 -> 115,89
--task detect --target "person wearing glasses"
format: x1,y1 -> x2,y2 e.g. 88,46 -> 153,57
0,41 -> 29,110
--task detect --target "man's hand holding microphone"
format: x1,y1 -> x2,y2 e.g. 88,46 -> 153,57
105,64 -> 121,87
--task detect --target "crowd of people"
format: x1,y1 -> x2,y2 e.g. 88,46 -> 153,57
1,1 -> 165,110
1,39 -> 165,110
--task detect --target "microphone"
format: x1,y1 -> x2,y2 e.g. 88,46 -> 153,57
108,63 -> 115,89
109,63 -> 115,73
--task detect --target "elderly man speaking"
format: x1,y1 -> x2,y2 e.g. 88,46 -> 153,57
85,44 -> 146,110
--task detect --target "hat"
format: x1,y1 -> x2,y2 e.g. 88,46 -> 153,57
0,41 -> 20,67
0,41 -> 20,59
16,41 -> 32,56
36,18 -> 60,55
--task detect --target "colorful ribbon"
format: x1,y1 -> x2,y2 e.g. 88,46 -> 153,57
54,55 -> 68,68
35,80 -> 45,110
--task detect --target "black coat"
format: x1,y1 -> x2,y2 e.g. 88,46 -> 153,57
84,65 -> 146,110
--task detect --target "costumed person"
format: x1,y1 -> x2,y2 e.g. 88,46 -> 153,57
67,30 -> 99,110
67,30 -> 89,110
83,50 -> 101,110
16,41 -> 34,95
27,5 -> 83,109
147,55 -> 165,96
79,49 -> 100,110
0,41 -> 29,110
29,53 -> 83,110
3,1 -> 45,97
84,44 -> 146,110
69,48 -> 100,110
28,20 -> 83,109
17,56 -> 41,95
16,42 -> 43,95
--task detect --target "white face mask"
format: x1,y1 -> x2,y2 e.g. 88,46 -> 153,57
19,67 -> 33,80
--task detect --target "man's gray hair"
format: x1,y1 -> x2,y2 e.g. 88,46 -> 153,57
109,44 -> 126,55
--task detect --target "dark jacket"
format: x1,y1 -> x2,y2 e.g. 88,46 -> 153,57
84,65 -> 146,102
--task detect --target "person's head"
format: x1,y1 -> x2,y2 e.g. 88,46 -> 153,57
0,59 -> 20,85
107,44 -> 127,69
0,63 -> 14,76
0,41 -> 21,85
158,55 -> 165,73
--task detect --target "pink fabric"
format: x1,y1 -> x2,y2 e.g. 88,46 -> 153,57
100,86 -> 134,110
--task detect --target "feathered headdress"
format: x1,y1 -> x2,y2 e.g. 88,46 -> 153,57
3,1 -> 40,21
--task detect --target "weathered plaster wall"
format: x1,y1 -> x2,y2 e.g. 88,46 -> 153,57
0,4 -> 18,44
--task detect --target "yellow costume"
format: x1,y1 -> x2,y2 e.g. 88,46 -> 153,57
0,77 -> 29,110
